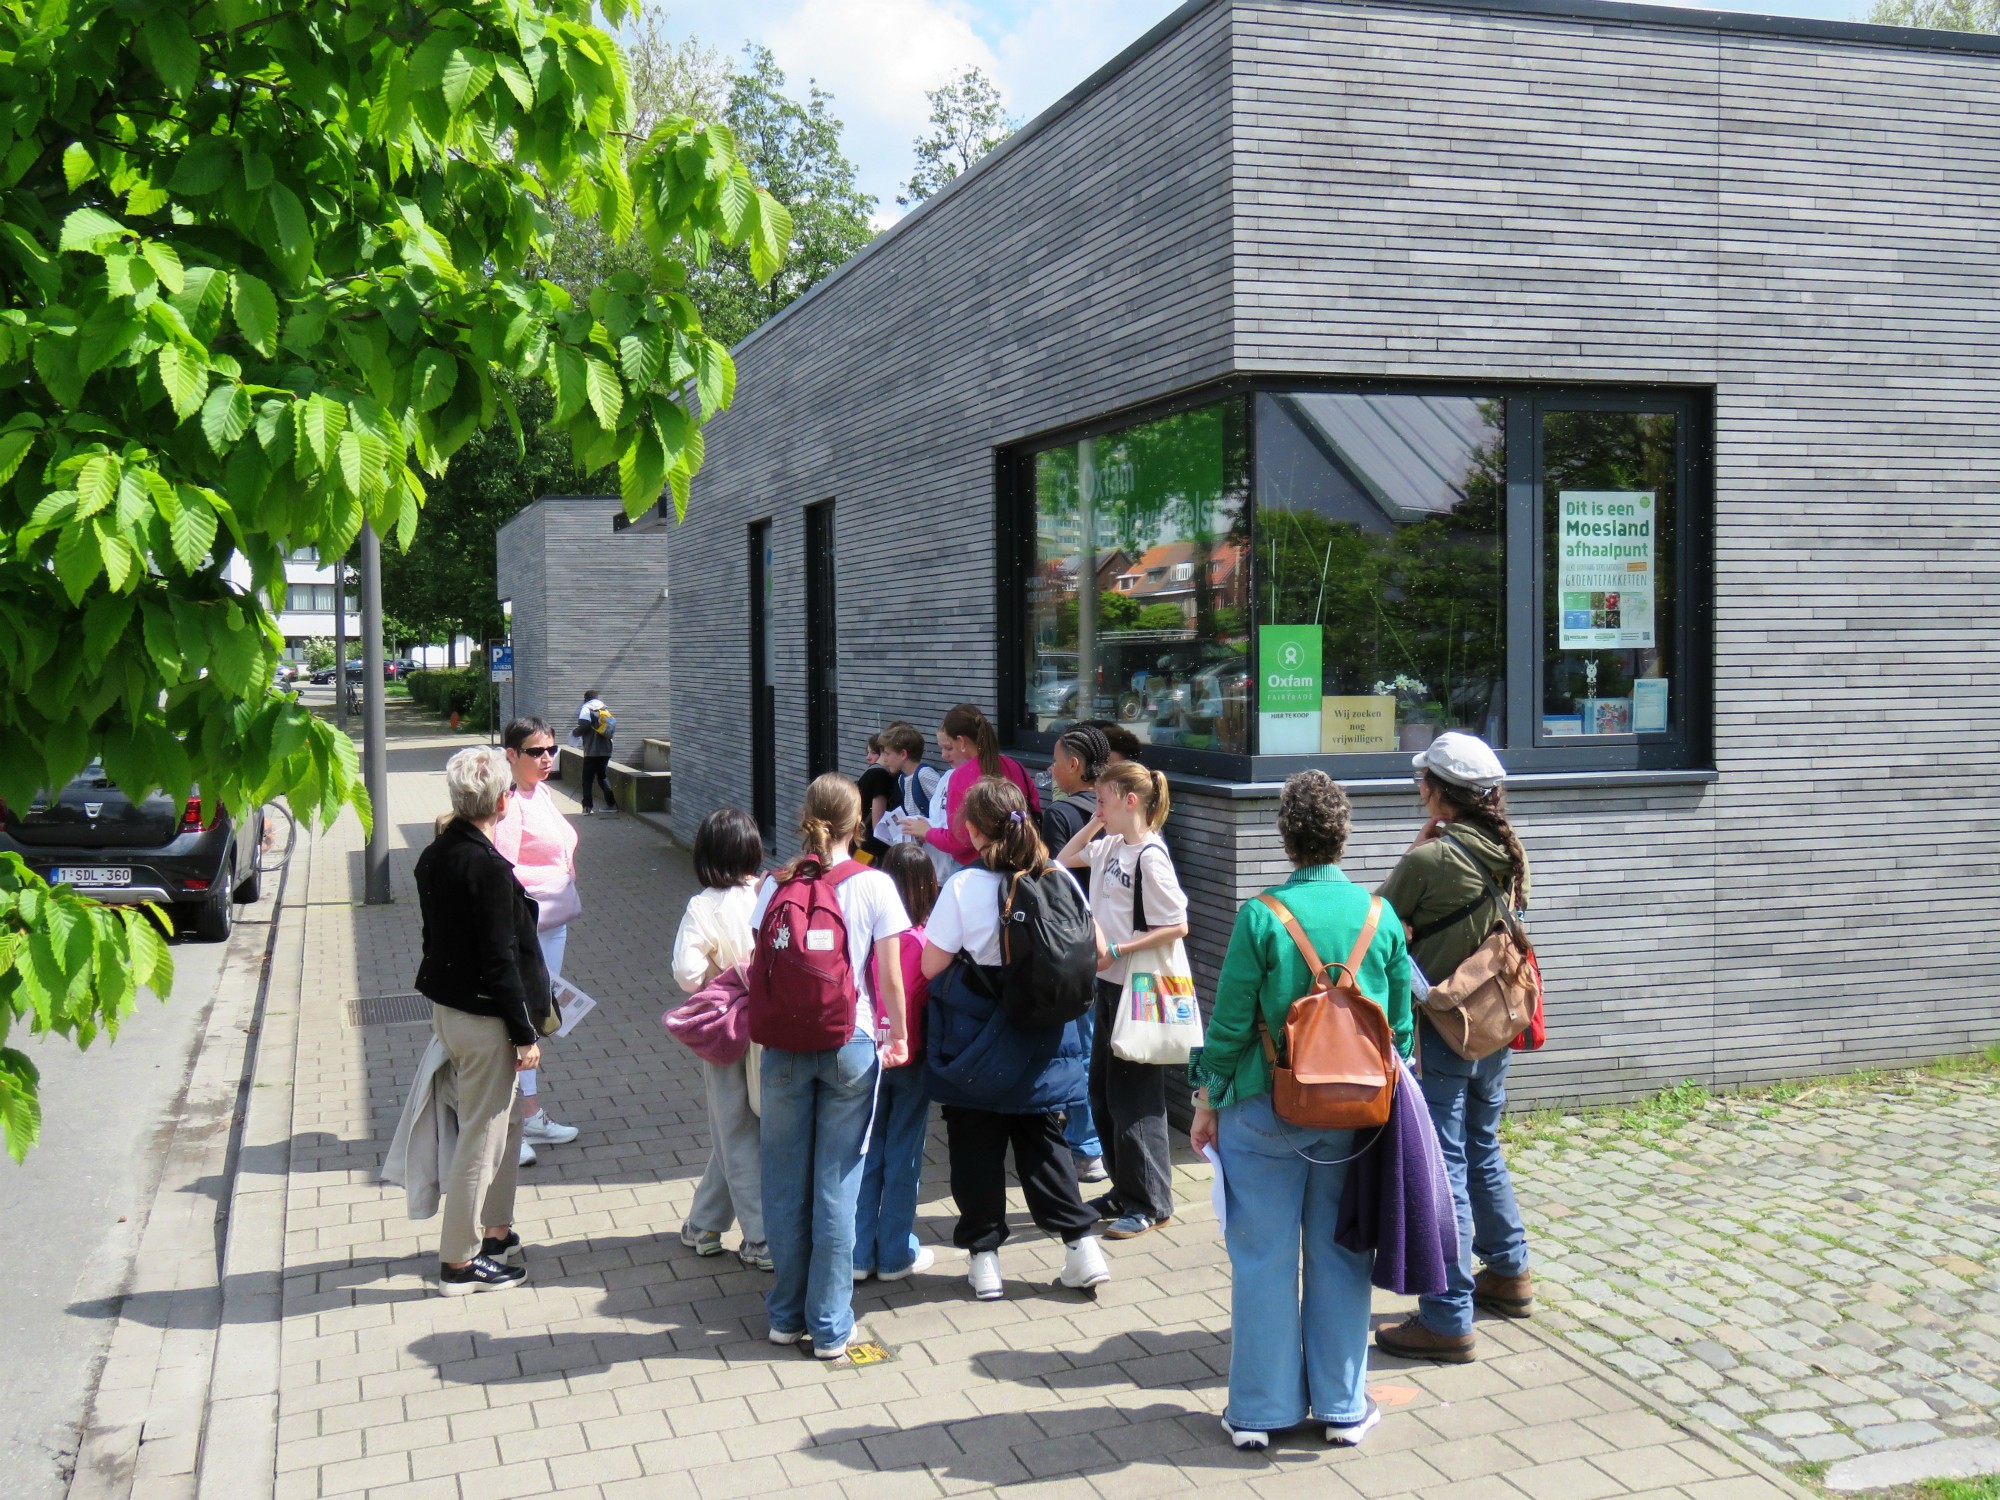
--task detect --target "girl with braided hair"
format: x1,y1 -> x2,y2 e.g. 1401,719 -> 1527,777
1373,733 -> 1535,1366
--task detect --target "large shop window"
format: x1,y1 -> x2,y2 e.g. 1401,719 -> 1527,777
1011,385 -> 1708,778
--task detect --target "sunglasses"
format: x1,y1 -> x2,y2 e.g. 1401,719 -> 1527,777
518,744 -> 558,758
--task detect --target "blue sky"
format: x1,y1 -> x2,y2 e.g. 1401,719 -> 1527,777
645,0 -> 1883,225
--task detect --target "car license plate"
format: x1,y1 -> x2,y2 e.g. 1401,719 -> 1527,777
54,866 -> 132,886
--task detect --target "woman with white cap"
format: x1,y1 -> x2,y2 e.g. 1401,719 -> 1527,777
1372,731 -> 1534,1364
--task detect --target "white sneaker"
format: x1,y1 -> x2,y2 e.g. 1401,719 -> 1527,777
1325,1401 -> 1381,1447
877,1246 -> 935,1281
812,1336 -> 851,1361
1059,1236 -> 1110,1290
521,1113 -> 579,1144
768,1327 -> 806,1346
967,1250 -> 1003,1301
1221,1419 -> 1269,1451
517,1140 -> 537,1167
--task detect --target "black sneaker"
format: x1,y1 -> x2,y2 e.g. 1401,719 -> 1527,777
439,1254 -> 527,1295
480,1233 -> 524,1268
1087,1193 -> 1123,1221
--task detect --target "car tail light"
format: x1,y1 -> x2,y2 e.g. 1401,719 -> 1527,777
180,796 -> 217,833
183,878 -> 210,892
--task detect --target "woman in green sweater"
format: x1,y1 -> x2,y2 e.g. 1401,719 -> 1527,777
1188,771 -> 1412,1452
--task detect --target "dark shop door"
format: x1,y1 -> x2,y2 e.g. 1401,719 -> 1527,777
805,501 -> 838,778
748,520 -> 776,843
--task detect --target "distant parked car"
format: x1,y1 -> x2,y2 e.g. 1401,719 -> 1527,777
308,663 -> 340,685
0,765 -> 266,942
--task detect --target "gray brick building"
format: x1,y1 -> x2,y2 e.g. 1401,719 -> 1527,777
634,0 -> 2000,1104
497,495 -> 671,750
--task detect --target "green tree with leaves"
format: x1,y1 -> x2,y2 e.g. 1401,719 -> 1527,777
685,47 -> 876,348
382,377 -> 593,656
0,0 -> 789,1159
1867,0 -> 1999,28
901,66 -> 1015,207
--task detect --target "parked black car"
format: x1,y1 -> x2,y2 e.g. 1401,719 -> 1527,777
0,764 -> 265,942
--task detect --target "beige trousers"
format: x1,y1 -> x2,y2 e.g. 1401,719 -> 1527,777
433,1005 -> 525,1264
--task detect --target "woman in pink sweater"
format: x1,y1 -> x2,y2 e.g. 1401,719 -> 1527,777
899,702 -> 1041,866
493,717 -> 582,1159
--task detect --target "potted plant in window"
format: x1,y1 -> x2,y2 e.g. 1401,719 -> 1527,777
1373,675 -> 1435,751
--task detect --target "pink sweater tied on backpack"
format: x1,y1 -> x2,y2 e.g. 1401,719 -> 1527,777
663,962 -> 751,1064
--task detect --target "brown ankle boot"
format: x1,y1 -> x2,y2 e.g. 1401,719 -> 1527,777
1374,1314 -> 1476,1363
1473,1268 -> 1534,1319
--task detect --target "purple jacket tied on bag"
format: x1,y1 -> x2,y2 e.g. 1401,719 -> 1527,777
663,962 -> 750,1064
1335,1054 -> 1459,1294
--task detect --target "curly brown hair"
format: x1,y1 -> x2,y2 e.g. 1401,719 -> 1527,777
1277,770 -> 1350,867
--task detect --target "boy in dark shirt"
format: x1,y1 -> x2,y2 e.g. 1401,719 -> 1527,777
856,731 -> 900,861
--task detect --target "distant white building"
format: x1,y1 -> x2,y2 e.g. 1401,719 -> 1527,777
224,548 -> 466,665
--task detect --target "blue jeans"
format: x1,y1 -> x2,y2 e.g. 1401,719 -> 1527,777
1416,1024 -> 1530,1337
759,1037 -> 879,1346
1062,1005 -> 1102,1160
853,1062 -> 929,1275
1216,1093 -> 1374,1431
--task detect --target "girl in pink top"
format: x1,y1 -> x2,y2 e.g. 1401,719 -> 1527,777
899,702 -> 1041,866
493,717 -> 583,1154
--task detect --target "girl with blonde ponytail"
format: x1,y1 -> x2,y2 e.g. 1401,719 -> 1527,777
747,772 -> 914,1360
1054,761 -> 1189,1239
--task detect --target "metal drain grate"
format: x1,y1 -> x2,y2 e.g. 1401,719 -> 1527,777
346,993 -> 433,1027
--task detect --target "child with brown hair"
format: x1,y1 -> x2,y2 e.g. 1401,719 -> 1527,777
1056,761 -> 1190,1240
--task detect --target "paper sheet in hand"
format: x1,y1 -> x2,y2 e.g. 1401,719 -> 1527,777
551,978 -> 597,1039
1202,1143 -> 1226,1232
873,810 -> 911,847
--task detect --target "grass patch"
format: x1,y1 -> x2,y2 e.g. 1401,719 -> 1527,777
1500,1044 -> 2000,1151
1917,1479 -> 2000,1500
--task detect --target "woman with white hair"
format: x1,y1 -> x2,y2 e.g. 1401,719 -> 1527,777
413,746 -> 551,1293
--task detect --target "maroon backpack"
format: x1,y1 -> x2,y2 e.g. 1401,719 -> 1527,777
747,859 -> 866,1051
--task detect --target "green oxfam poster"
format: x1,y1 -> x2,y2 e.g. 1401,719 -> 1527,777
1259,625 -> 1322,754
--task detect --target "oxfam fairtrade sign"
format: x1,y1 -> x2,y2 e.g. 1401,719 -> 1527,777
1259,625 -> 1322,754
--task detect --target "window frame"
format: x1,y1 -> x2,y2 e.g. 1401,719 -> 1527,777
998,376 -> 1713,782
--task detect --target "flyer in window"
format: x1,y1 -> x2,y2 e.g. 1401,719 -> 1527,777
1557,490 -> 1656,650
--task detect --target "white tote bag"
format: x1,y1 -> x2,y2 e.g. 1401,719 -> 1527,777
1110,935 -> 1204,1065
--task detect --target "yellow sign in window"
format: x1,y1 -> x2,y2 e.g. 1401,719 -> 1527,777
1320,696 -> 1396,753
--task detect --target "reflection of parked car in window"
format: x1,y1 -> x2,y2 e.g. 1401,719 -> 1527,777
0,765 -> 265,942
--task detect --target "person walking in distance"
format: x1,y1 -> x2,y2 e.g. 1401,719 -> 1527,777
573,689 -> 617,815
1374,733 -> 1535,1364
921,778 -> 1109,1300
413,748 -> 551,1293
492,717 -> 583,1165
1055,761 -> 1189,1240
1188,771 -> 1413,1448
672,808 -> 772,1271
1040,724 -> 1111,1186
748,774 -> 911,1361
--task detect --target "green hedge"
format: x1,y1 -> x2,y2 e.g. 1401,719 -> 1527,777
404,668 -> 496,728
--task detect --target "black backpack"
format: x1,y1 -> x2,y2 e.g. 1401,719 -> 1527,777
995,864 -> 1097,1028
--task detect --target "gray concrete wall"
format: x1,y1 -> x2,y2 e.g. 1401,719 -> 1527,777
497,496 -> 672,753
663,1 -> 1237,852
659,0 -> 2000,1102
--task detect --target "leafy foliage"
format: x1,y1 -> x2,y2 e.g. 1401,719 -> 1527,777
382,377 -> 592,651
0,0 -> 787,1158
1867,0 -> 2000,28
901,66 -> 1015,208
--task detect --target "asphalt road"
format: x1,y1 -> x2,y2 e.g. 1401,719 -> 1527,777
0,924 -> 235,1498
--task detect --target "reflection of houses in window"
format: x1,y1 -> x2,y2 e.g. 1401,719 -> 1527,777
1112,541 -> 1246,624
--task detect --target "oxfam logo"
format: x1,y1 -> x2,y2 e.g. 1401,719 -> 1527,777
1280,641 -> 1304,669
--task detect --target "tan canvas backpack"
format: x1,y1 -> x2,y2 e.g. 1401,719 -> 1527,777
1420,833 -> 1542,1060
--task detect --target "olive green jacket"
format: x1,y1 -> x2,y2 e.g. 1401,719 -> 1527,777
1189,865 -> 1413,1111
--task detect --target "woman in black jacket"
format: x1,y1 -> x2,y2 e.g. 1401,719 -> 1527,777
414,747 -> 551,1293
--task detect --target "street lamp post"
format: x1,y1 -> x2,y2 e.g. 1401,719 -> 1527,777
360,525 -> 391,905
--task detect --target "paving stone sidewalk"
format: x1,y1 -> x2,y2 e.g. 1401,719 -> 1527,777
1513,1071 -> 2000,1482
254,711 -> 1799,1500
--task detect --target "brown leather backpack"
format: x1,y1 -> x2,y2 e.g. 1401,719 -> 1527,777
1421,834 -> 1542,1061
1254,893 -> 1397,1130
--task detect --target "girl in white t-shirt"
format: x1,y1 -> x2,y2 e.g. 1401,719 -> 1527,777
670,808 -> 768,1271
921,777 -> 1109,1301
750,775 -> 910,1362
1055,761 -> 1190,1240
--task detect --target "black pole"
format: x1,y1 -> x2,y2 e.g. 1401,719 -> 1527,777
361,526 -> 391,904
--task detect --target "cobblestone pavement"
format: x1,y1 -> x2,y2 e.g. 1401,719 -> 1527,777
1513,1071 -> 2000,1479
256,710 -> 1797,1500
